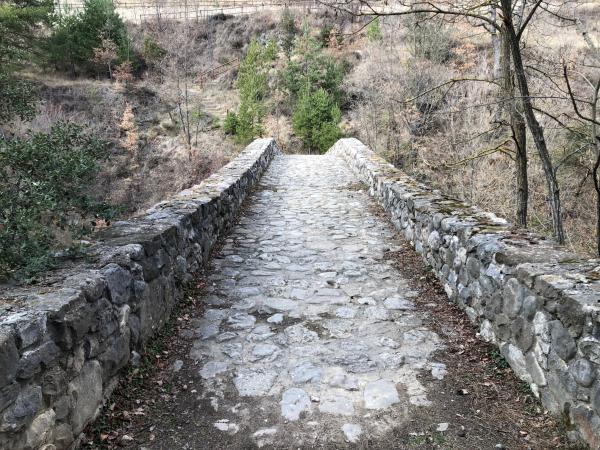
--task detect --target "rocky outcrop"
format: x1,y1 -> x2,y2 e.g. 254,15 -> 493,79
0,139 -> 279,449
330,138 -> 600,447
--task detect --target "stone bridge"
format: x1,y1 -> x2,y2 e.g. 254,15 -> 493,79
1,139 -> 600,449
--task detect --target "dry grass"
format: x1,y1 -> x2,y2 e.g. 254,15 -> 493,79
11,13 -> 285,219
346,11 -> 599,256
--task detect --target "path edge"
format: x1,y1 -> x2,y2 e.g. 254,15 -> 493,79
0,138 -> 280,450
328,137 -> 600,448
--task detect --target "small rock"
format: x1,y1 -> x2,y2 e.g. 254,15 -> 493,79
267,313 -> 284,324
213,419 -> 239,434
436,423 -> 449,432
342,423 -> 362,443
431,363 -> 447,380
171,360 -> 183,372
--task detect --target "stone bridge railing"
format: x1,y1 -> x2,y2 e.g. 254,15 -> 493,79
0,139 -> 279,450
329,138 -> 600,447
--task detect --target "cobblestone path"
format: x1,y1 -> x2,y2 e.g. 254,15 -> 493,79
154,154 -> 446,448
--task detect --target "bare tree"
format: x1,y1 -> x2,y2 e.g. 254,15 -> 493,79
563,26 -> 600,254
321,0 -> 574,243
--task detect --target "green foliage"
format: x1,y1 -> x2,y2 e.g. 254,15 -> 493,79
489,348 -> 509,371
226,39 -> 272,144
279,7 -> 297,59
47,0 -> 132,74
280,30 -> 344,152
264,37 -> 277,61
142,35 -> 166,64
366,17 -> 382,42
280,33 -> 345,107
0,0 -> 51,124
0,0 -> 52,68
292,86 -> 341,153
222,110 -> 238,135
0,72 -> 38,124
0,122 -> 106,281
319,23 -> 333,47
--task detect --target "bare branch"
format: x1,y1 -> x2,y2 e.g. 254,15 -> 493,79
516,0 -> 542,41
563,65 -> 600,126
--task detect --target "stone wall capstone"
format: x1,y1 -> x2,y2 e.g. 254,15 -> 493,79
0,138 -> 280,450
329,138 -> 600,448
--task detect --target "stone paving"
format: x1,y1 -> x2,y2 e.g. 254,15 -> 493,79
186,154 -> 445,447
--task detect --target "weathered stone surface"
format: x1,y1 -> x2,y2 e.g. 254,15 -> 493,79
280,388 -> 310,421
3,136 -> 599,448
1,385 -> 42,432
68,360 -> 103,434
102,264 -> 132,305
0,383 -> 19,413
53,424 -> 73,449
330,138 -> 600,448
570,359 -> 596,388
503,278 -> 523,319
0,139 -> 278,448
363,380 -> 399,409
0,330 -> 19,386
25,409 -> 55,449
550,321 -> 577,362
233,369 -> 277,397
199,361 -> 229,379
342,423 -> 362,443
291,362 -> 322,384
318,395 -> 354,415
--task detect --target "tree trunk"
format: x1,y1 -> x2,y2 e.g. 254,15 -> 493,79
500,0 -> 565,243
594,134 -> 600,257
500,27 -> 528,228
490,7 -> 500,79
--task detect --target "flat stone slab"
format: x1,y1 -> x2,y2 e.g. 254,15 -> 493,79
364,379 -> 400,409
318,394 -> 354,415
281,388 -> 311,421
233,369 -> 277,396
342,423 -> 362,443
199,361 -> 229,379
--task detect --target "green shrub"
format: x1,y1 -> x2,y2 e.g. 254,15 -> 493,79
0,122 -> 106,281
227,38 -> 273,143
319,24 -> 333,47
0,72 -> 38,123
0,0 -> 52,124
47,0 -> 133,75
280,34 -> 345,106
264,37 -> 277,61
222,110 -> 238,135
0,0 -> 52,69
279,7 -> 297,59
142,35 -> 166,65
366,17 -> 382,42
292,86 -> 341,153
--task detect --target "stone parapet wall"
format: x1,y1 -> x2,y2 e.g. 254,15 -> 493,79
329,138 -> 600,447
0,139 -> 279,450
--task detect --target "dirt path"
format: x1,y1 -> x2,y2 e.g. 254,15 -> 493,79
86,154 -> 582,449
